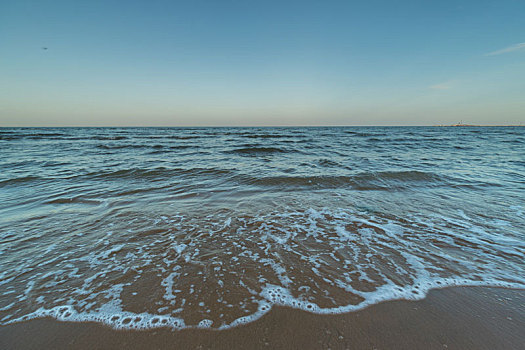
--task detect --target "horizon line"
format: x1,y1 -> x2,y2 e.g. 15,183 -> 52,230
1,124 -> 523,128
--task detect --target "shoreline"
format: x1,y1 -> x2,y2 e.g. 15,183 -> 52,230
1,286 -> 523,349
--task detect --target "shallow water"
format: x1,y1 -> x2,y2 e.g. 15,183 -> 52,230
0,126 -> 524,329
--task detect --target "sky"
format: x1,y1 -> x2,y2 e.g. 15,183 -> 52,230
1,0 -> 524,126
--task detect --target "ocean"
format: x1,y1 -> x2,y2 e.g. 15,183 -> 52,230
0,126 -> 524,330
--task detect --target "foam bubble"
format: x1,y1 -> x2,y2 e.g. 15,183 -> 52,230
260,285 -> 320,312
198,319 -> 213,328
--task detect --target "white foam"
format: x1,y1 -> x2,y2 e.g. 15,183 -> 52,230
161,267 -> 181,301
1,207 -> 524,332
8,304 -> 186,330
261,284 -> 320,312
335,225 -> 357,241
173,243 -> 187,254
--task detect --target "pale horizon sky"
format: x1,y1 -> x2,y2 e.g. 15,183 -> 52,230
1,0 -> 524,126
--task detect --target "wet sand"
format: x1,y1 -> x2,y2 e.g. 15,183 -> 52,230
1,286 -> 523,350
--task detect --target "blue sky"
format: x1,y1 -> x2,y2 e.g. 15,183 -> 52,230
1,0 -> 524,126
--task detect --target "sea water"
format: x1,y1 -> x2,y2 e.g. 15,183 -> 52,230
0,126 -> 524,329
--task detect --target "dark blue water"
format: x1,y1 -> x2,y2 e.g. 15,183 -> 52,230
0,127 -> 524,329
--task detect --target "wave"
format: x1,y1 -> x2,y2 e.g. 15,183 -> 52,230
0,176 -> 43,187
1,167 -> 236,186
165,135 -> 202,140
242,134 -> 290,139
0,135 -> 21,141
344,131 -> 385,137
0,169 -> 497,192
247,171 -> 444,190
318,159 -> 342,167
228,146 -> 290,155
7,279 -> 522,331
96,144 -> 151,150
92,136 -> 128,141
357,170 -> 440,182
96,144 -> 191,150
0,133 -> 67,140
25,133 -> 67,138
83,167 -> 233,180
44,198 -> 102,205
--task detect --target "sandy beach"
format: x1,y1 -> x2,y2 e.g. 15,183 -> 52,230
1,286 -> 523,350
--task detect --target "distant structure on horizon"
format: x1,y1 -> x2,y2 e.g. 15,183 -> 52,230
433,121 -> 479,127
450,121 -> 477,127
